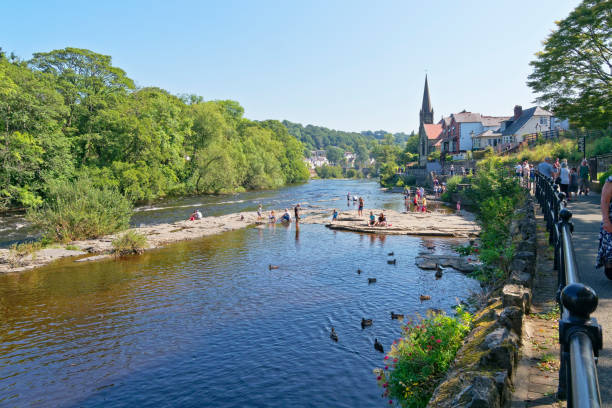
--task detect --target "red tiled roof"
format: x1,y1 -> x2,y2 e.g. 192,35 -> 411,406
424,123 -> 443,140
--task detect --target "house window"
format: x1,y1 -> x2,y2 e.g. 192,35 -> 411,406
540,117 -> 547,124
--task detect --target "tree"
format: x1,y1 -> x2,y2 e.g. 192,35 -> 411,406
404,131 -> 419,154
326,146 -> 344,165
527,0 -> 612,128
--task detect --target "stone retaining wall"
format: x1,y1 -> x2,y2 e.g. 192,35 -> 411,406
427,194 -> 537,408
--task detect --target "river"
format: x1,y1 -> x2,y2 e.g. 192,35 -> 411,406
0,179 -> 480,407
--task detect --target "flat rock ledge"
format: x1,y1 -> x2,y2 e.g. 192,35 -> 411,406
427,194 -> 537,408
303,208 -> 480,237
415,255 -> 478,273
0,211 -> 262,274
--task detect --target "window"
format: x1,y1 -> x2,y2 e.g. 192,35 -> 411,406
540,117 -> 547,124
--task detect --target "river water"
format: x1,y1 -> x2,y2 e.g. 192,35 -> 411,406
0,180 -> 480,407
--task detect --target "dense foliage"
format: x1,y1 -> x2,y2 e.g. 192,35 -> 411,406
527,0 -> 611,128
27,177 -> 132,242
0,47 -> 309,210
375,309 -> 472,407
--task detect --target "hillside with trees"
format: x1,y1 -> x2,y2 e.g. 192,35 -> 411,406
0,47 -> 310,211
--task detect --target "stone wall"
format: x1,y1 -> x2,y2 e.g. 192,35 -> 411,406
427,195 -> 537,408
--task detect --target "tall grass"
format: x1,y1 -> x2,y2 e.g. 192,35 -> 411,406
27,177 -> 132,242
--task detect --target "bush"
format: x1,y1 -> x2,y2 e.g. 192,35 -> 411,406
315,164 -> 343,179
599,165 -> 612,186
375,308 -> 472,407
27,177 -> 133,242
589,136 -> 612,157
112,231 -> 148,256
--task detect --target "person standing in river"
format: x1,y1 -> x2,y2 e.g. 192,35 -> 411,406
598,175 -> 612,279
358,197 -> 364,217
294,204 -> 300,223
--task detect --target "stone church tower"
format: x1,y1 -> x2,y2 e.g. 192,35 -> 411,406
418,75 -> 434,165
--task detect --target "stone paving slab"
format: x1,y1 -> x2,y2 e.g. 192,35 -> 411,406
512,211 -> 564,408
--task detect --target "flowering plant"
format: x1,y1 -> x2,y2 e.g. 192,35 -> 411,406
375,307 -> 472,407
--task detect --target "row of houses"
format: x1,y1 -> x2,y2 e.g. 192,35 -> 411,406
303,150 -> 358,170
417,76 -> 569,164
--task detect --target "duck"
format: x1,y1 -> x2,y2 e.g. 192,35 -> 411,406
390,311 -> 404,320
388,252 -> 394,256
269,264 -> 279,270
374,338 -> 384,353
420,295 -> 431,301
361,318 -> 373,328
357,268 -> 362,274
435,264 -> 444,279
387,259 -> 397,265
368,278 -> 377,284
330,327 -> 338,342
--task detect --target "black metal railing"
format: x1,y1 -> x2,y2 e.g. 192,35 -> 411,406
535,172 -> 603,407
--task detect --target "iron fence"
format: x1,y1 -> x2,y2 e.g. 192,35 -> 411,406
535,172 -> 602,407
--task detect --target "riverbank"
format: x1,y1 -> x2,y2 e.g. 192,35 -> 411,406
0,205 -> 479,274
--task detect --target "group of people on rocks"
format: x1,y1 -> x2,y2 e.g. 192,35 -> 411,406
536,157 -> 591,201
403,186 -> 428,213
255,203 -> 301,224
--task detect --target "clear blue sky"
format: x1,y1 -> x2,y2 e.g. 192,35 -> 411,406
1,0 -> 580,134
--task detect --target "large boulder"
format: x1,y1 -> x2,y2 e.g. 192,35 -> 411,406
452,375 -> 500,408
502,284 -> 531,313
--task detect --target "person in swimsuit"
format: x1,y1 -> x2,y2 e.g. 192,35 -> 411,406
358,197 -> 364,217
331,209 -> 338,223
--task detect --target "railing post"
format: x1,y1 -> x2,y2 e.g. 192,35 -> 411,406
558,283 -> 602,406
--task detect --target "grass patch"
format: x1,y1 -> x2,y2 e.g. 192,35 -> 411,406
65,244 -> 80,251
375,307 -> 472,407
112,231 -> 148,256
533,304 -> 560,321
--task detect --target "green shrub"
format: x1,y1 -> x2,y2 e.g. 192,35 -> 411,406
444,175 -> 464,195
590,136 -> 612,157
599,165 -> 612,186
375,308 -> 472,407
112,231 -> 148,256
315,164 -> 343,179
402,174 -> 416,186
27,177 -> 132,242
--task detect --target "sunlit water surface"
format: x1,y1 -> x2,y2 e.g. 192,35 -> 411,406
0,180 -> 479,407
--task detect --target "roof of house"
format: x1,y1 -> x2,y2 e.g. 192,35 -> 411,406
502,106 -> 554,136
481,116 -> 511,127
474,129 -> 502,138
452,111 -> 482,123
439,116 -> 452,126
423,123 -> 443,140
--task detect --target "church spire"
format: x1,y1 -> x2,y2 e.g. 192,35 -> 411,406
419,75 -> 434,125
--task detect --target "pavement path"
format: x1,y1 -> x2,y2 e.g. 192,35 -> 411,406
565,192 -> 611,407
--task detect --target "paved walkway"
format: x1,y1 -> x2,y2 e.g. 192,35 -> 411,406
565,192 -> 611,407
512,211 -> 564,408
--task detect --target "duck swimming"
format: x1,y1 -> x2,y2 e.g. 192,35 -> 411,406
388,252 -> 394,256
420,295 -> 431,301
374,338 -> 384,353
330,327 -> 338,342
435,264 -> 444,279
269,264 -> 279,270
357,268 -> 362,274
387,259 -> 397,265
361,318 -> 373,328
368,278 -> 377,284
390,311 -> 404,319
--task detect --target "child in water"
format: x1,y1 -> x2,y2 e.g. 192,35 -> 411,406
456,200 -> 461,214
331,209 -> 338,223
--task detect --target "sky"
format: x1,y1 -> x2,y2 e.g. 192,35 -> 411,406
1,0 -> 581,134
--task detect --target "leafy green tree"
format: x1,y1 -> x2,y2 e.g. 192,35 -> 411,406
326,146 -> 344,165
404,131 -> 419,154
527,0 -> 611,128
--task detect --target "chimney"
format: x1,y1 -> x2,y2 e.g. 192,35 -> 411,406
513,105 -> 523,120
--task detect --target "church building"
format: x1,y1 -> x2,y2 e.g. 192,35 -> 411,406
417,75 -> 442,166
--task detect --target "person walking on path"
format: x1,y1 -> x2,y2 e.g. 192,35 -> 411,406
579,159 -> 590,196
358,197 -> 364,217
569,167 -> 578,201
559,162 -> 570,197
598,175 -> 612,279
537,157 -> 556,180
449,165 -> 455,176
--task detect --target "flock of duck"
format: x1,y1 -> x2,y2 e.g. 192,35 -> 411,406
270,246 -> 446,354
329,251 -> 446,353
